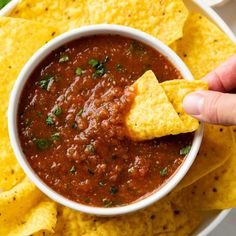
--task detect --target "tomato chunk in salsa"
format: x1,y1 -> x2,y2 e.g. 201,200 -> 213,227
18,35 -> 193,207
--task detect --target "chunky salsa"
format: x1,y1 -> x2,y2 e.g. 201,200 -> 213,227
18,35 -> 192,207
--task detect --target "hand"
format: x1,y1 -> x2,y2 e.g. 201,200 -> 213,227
183,54 -> 236,125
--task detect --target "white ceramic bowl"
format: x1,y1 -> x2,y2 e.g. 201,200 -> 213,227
0,0 -> 19,16
8,25 -> 203,216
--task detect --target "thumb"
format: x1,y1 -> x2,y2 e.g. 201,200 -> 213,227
183,90 -> 236,125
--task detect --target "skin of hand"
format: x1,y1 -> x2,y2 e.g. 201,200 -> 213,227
183,54 -> 236,125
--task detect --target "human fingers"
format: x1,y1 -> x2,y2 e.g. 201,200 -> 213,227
183,90 -> 236,125
202,54 -> 236,92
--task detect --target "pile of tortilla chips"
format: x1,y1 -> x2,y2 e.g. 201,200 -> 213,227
0,0 -> 236,235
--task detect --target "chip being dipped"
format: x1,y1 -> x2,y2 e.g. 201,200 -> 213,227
125,70 -> 208,141
125,70 -> 183,140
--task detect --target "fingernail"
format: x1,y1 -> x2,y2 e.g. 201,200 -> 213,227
183,93 -> 205,115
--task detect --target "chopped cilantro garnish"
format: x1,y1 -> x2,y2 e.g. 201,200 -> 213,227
71,122 -> 78,129
160,167 -> 168,177
37,111 -> 43,117
102,199 -> 113,207
46,116 -> 54,126
110,186 -> 118,195
38,75 -> 54,91
129,41 -> 147,54
69,165 -> 76,174
75,67 -> 82,76
88,59 -> 99,67
77,108 -> 83,117
35,139 -> 49,150
180,145 -> 191,156
85,144 -> 95,153
94,67 -> 106,77
59,54 -> 69,63
88,58 -> 107,77
84,197 -> 91,203
51,132 -> 60,141
116,64 -> 123,72
24,118 -> 31,126
54,106 -> 62,116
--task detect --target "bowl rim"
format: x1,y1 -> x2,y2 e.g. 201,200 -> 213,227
0,0 -> 19,17
8,24 -> 204,216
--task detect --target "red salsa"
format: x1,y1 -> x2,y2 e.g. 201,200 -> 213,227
18,35 -> 192,207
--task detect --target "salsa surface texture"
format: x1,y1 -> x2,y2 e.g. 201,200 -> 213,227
18,35 -> 192,207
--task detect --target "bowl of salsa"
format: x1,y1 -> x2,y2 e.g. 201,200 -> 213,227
8,24 -> 203,216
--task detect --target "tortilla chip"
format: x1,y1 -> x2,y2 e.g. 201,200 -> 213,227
0,136 -> 25,191
174,12 -> 236,80
11,0 -> 188,45
172,211 -> 204,236
87,0 -> 188,45
178,141 -> 236,210
7,201 -> 57,236
169,41 -> 177,51
169,200 -> 206,236
161,80 -> 208,132
231,126 -> 236,143
48,199 -> 176,236
0,178 -> 43,234
0,17 -> 59,191
157,192 -> 207,236
175,125 -> 233,191
10,0 -> 90,33
125,71 -> 208,140
125,71 -> 183,140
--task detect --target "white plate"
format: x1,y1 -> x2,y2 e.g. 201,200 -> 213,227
203,0 -> 230,7
1,0 -> 235,234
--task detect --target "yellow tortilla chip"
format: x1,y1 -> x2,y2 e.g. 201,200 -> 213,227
169,41 -> 177,52
125,71 -> 183,140
0,178 -> 42,234
0,136 -> 25,191
10,0 -> 90,34
172,211 -> 204,236
231,126 -> 236,143
174,12 -> 236,80
49,199 -> 176,236
7,201 -> 57,236
169,200 -> 206,236
157,192 -> 206,236
175,125 -> 233,191
11,0 -> 188,45
0,17 -> 59,191
87,0 -> 188,45
178,142 -> 236,210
